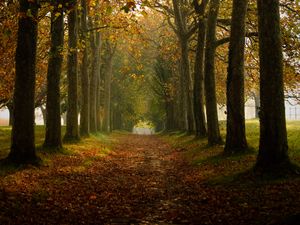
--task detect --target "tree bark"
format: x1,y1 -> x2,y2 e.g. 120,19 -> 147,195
194,18 -> 207,138
40,105 -> 46,125
255,0 -> 291,171
204,0 -> 222,145
7,0 -> 39,164
178,62 -> 188,130
103,46 -> 113,133
44,5 -> 64,149
7,103 -> 13,126
89,31 -> 101,133
253,90 -> 260,119
79,0 -> 90,137
165,101 -> 175,131
172,0 -> 195,133
64,5 -> 80,142
181,40 -> 195,133
112,105 -> 122,130
96,70 -> 102,130
224,0 -> 248,154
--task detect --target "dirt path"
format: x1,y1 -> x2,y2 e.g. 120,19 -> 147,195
1,134 -> 300,225
92,134 -> 193,224
0,134 -> 196,224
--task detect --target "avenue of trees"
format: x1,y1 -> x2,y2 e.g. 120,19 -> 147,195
0,0 -> 299,174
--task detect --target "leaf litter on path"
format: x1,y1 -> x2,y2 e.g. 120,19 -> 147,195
0,134 -> 299,225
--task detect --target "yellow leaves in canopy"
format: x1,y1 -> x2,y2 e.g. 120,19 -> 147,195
120,65 -> 131,74
91,1 -> 97,7
130,73 -> 145,81
137,64 -> 143,71
55,12 -> 61,18
135,120 -> 154,128
130,73 -> 138,79
140,10 -> 148,17
106,5 -> 113,14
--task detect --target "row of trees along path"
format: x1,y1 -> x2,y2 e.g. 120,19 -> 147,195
1,0 -> 298,177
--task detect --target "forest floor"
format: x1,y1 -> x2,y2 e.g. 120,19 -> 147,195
0,131 -> 300,225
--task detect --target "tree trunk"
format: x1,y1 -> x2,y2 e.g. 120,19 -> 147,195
194,18 -> 207,138
96,71 -> 102,130
64,5 -> 80,142
103,53 -> 112,133
44,5 -> 64,149
181,39 -> 195,133
165,101 -> 175,131
172,0 -> 195,133
7,0 -> 39,164
40,105 -> 46,125
79,0 -> 90,137
224,0 -> 248,154
204,0 -> 222,145
178,62 -> 188,130
7,103 -> 13,126
89,31 -> 101,133
255,0 -> 291,171
112,105 -> 122,130
253,90 -> 260,118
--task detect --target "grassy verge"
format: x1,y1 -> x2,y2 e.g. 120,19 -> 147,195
160,120 -> 300,182
0,126 -> 113,176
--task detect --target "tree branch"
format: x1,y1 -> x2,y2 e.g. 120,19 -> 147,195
87,25 -> 127,32
215,32 -> 258,47
217,18 -> 231,26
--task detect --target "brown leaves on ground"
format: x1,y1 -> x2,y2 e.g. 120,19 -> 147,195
0,134 -> 300,225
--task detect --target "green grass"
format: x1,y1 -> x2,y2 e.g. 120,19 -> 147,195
1,121 -> 299,177
0,126 -> 65,159
163,120 -> 300,185
0,126 -> 114,176
161,120 -> 300,179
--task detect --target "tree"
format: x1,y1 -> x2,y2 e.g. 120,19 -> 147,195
102,40 -> 116,133
171,0 -> 196,133
79,0 -> 90,137
151,56 -> 176,131
255,0 -> 291,172
224,0 -> 248,154
193,0 -> 208,138
64,2 -> 80,142
0,2 -> 17,118
6,0 -> 40,164
204,0 -> 222,145
0,1 -> 49,126
88,5 -> 101,133
44,2 -> 64,149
